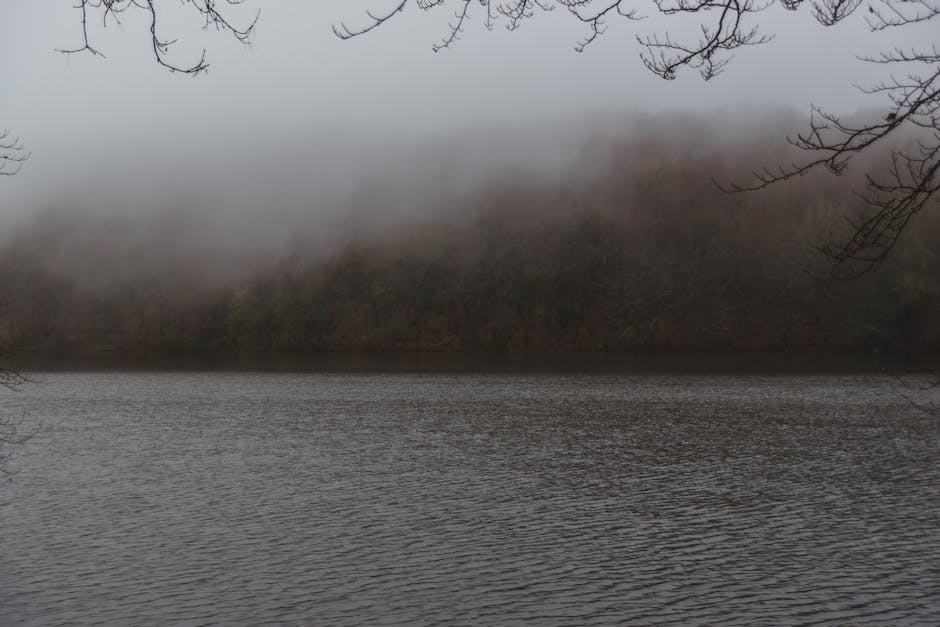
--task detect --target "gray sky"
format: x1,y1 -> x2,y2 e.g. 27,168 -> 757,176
0,1 -> 934,224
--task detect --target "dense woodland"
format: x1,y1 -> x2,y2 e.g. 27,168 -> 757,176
2,121 -> 938,354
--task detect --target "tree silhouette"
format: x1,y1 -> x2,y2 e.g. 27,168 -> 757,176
1,132 -> 30,481
333,0 -> 939,277
0,130 -> 29,177
58,0 -> 940,276
0,367 -> 30,485
58,0 -> 259,74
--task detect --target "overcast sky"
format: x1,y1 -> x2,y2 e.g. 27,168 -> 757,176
0,1 -> 934,222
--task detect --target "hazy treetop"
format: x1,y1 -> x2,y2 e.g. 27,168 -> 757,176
0,1 -> 935,221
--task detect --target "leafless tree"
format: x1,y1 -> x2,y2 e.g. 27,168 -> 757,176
334,0 -> 939,278
0,367 -> 30,486
0,0 -> 259,484
54,2 -> 940,275
59,0 -> 259,74
56,1 -> 937,276
0,130 -> 29,177
1,134 -> 30,481
894,356 -> 940,413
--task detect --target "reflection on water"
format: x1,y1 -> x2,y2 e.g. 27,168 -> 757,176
2,373 -> 938,625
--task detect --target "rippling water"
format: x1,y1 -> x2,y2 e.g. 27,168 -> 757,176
2,372 -> 939,625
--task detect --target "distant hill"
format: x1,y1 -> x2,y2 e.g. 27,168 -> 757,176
2,118 -> 937,354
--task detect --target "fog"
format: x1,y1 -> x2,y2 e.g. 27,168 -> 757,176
1,2 -> 937,352
2,1 -> 936,222
4,9 -> 940,627
2,106 -> 937,354
1,107 -> 805,289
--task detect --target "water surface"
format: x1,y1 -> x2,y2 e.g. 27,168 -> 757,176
2,372 -> 938,625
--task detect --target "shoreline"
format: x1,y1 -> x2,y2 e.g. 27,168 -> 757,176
2,347 -> 921,374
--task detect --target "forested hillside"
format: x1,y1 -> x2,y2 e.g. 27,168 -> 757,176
2,120 -> 938,353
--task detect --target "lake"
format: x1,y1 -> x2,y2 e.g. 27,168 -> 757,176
2,368 -> 939,625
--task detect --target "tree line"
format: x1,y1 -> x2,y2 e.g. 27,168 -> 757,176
1,129 -> 937,354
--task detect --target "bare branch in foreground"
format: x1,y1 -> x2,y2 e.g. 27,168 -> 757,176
59,0 -> 259,75
0,130 -> 30,177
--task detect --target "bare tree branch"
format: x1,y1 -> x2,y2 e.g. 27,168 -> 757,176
332,0 -> 938,277
54,1 -> 939,277
558,1 -> 644,53
0,366 -> 33,486
59,0 -> 259,75
896,357 -> 940,413
0,368 -> 29,391
0,130 -> 30,177
333,0 -> 408,41
637,0 -> 774,80
725,48 -> 940,277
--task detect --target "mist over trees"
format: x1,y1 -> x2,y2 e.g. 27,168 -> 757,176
336,0 -> 940,277
0,127 -> 30,479
2,3 -> 934,357
1,114 -> 937,354
53,0 -> 940,277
